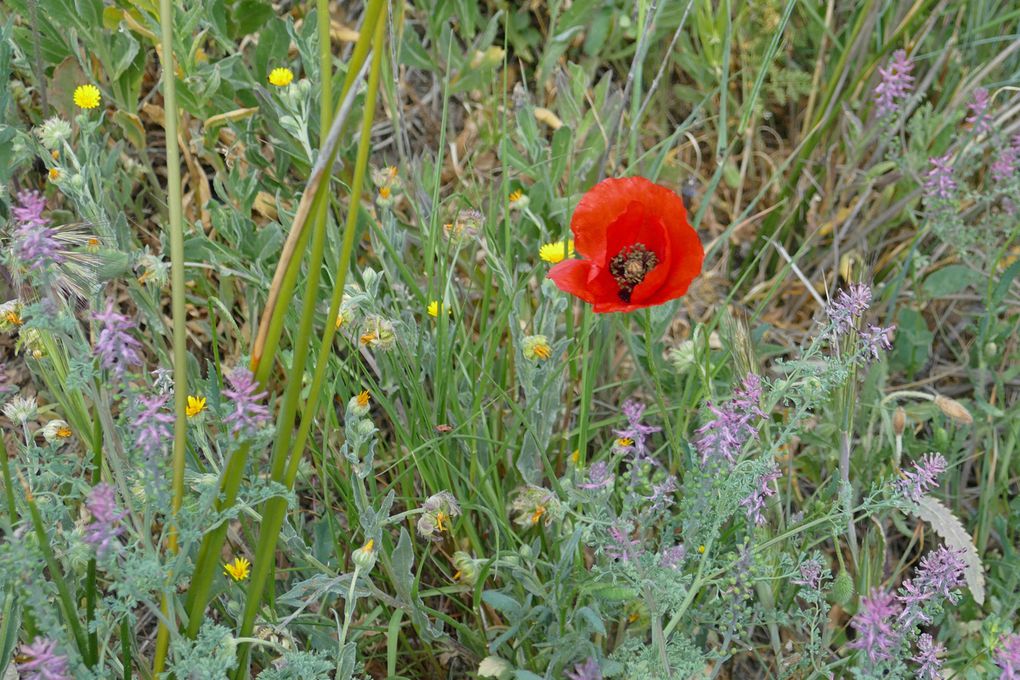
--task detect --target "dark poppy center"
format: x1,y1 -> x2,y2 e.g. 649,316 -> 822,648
609,242 -> 659,302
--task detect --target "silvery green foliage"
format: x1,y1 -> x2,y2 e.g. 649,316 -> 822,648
255,650 -> 333,680
169,623 -> 238,679
511,279 -> 568,482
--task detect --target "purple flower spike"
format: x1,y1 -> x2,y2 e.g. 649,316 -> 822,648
992,147 -> 1018,184
565,657 -> 602,680
740,463 -> 781,525
874,49 -> 915,117
222,367 -> 270,437
912,633 -> 945,680
694,373 -> 766,466
896,453 -> 947,503
849,589 -> 902,664
613,399 -> 661,466
133,394 -> 174,459
826,283 -> 872,336
793,558 -> 823,590
84,483 -> 127,556
966,87 -> 993,135
94,301 -> 143,378
898,546 -> 967,616
578,461 -> 615,490
860,324 -> 895,360
995,633 -> 1020,679
924,153 -> 958,201
605,525 -> 643,562
17,637 -> 71,680
659,544 -> 686,569
12,191 -> 64,273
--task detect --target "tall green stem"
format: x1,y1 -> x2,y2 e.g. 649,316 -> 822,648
232,3 -> 386,676
181,0 -> 385,644
153,0 -> 188,668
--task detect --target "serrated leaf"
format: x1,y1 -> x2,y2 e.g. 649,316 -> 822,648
906,495 -> 985,604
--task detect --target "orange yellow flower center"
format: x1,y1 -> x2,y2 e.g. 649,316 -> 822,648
530,506 -> 546,525
356,390 -> 370,407
5,311 -> 23,326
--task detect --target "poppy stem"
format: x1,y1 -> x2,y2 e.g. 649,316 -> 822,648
576,306 -> 595,463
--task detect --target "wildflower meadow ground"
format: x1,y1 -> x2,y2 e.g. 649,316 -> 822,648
1,1 -> 1019,679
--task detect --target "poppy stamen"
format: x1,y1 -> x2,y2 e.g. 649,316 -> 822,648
609,243 -> 659,302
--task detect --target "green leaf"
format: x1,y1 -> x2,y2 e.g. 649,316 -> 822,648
481,590 -> 522,617
391,527 -> 443,642
922,265 -> 984,298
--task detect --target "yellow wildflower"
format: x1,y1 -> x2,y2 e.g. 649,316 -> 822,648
268,67 -> 294,87
223,556 -> 251,581
356,390 -> 370,408
379,186 -> 391,200
185,395 -> 207,418
522,335 -> 552,361
73,84 -> 101,110
5,311 -> 23,327
427,300 -> 450,318
615,437 -> 634,448
48,167 -> 60,181
539,240 -> 574,264
530,505 -> 546,525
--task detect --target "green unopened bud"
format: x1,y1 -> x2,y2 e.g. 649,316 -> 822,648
832,570 -> 854,606
452,551 -> 481,586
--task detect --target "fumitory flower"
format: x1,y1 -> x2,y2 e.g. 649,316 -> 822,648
10,190 -> 63,274
417,491 -> 461,538
547,177 -> 703,312
84,483 -> 126,556
577,461 -> 615,490
995,633 -> 1020,679
133,394 -> 174,459
16,637 -> 71,680
965,87 -> 992,135
896,452 -> 947,502
924,153 -> 957,201
565,657 -> 602,680
911,633 -> 944,680
605,524 -> 643,562
94,300 -> 143,378
222,367 -> 271,437
849,588 -> 902,664
874,49 -> 914,117
694,373 -> 766,465
740,462 -> 781,525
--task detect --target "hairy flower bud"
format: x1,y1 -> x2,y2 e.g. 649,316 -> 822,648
934,395 -> 973,425
352,538 -> 377,572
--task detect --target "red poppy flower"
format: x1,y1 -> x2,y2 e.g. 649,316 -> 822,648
547,177 -> 703,313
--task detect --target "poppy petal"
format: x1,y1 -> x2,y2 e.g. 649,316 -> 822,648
571,177 -> 661,264
547,259 -> 598,303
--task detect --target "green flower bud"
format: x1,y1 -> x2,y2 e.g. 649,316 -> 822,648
352,538 -> 377,572
832,570 -> 854,606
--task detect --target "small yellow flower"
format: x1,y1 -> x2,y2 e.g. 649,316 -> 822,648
73,84 -> 101,110
379,186 -> 391,200
509,188 -> 524,203
51,149 -> 60,161
697,544 -> 706,554
570,449 -> 580,465
539,240 -> 575,264
86,237 -> 101,253
185,395 -> 207,418
48,167 -> 60,181
356,390 -> 370,409
268,67 -> 294,87
522,335 -> 552,361
530,505 -> 546,525
615,437 -> 634,448
224,556 -> 251,581
360,330 -> 377,346
5,311 -> 23,327
435,510 -> 449,532
427,300 -> 451,318
56,425 -> 72,439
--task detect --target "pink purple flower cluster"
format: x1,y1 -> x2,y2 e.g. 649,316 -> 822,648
133,394 -> 174,459
94,301 -> 143,378
874,49 -> 915,117
694,373 -> 766,465
84,483 -> 126,556
740,462 -> 781,525
896,453 -> 947,502
11,191 -> 64,274
17,637 -> 71,680
222,367 -> 271,437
